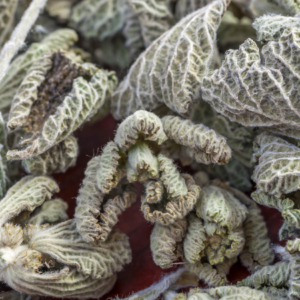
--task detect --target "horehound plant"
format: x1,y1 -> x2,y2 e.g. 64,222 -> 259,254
75,109 -> 231,244
1,0 -> 300,299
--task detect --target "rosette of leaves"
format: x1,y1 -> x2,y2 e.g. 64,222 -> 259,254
0,29 -> 78,115
251,132 -> 300,230
201,21 -> 300,139
0,175 -> 132,298
111,0 -> 228,120
6,49 -> 117,161
185,181 -> 273,285
0,0 -> 18,48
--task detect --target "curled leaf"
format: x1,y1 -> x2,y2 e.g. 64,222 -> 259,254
0,176 -> 59,227
150,218 -> 187,268
162,116 -> 231,164
115,110 -> 167,151
201,27 -> 300,139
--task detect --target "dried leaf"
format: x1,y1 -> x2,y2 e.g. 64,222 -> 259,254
0,0 -> 18,48
111,0 -> 227,119
27,199 -> 68,225
0,29 -> 78,114
201,27 -> 300,139
115,110 -> 167,151
30,219 -> 132,279
150,218 -> 187,268
162,116 -> 231,164
0,176 -> 59,226
7,56 -> 117,159
69,0 -> 125,40
22,135 -> 78,175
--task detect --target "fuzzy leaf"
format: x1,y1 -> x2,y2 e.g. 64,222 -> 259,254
201,27 -> 300,139
0,0 -> 18,48
0,29 -> 78,114
115,110 -> 167,151
30,219 -> 131,279
142,174 -> 200,225
183,213 -> 206,263
7,64 -> 117,160
162,116 -> 231,165
96,141 -> 123,194
128,0 -> 174,47
0,176 -> 59,226
22,135 -> 78,175
69,0 -> 125,40
28,199 -> 68,225
237,261 -> 291,291
150,219 -> 187,268
252,133 -> 300,197
253,15 -> 300,42
111,0 -> 227,119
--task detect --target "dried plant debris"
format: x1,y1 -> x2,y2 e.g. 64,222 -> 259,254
0,0 -> 18,48
6,50 -> 117,160
0,29 -> 78,115
202,24 -> 300,139
111,0 -> 227,119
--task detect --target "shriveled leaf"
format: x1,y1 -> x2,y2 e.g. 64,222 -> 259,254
253,15 -> 300,42
75,155 -> 104,243
115,110 -> 167,151
28,199 -> 68,225
0,29 -> 78,114
162,116 -> 231,165
96,141 -> 124,194
142,174 -> 200,225
7,65 -> 117,160
150,219 -> 187,268
202,27 -> 300,139
30,219 -> 131,279
3,266 -> 117,298
0,0 -> 18,48
183,213 -> 206,263
22,135 -> 78,175
111,0 -> 227,119
126,142 -> 159,182
69,0 -> 125,40
196,185 -> 248,231
237,261 -> 291,291
252,133 -> 300,197
0,176 -> 59,226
